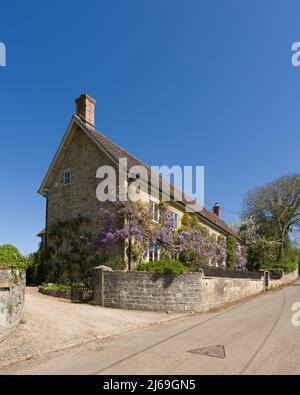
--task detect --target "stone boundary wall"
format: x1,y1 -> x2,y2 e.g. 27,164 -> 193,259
269,268 -> 299,289
93,269 -> 266,313
0,268 -> 26,341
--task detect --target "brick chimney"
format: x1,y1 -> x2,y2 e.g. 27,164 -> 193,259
213,202 -> 221,217
75,93 -> 96,127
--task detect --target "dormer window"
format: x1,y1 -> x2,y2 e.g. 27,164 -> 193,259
63,170 -> 71,186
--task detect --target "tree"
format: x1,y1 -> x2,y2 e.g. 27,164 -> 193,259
243,174 -> 300,262
26,244 -> 48,285
226,236 -> 236,268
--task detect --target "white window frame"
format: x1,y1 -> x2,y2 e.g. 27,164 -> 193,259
149,199 -> 160,223
148,242 -> 160,262
169,211 -> 179,229
173,250 -> 179,261
63,169 -> 71,186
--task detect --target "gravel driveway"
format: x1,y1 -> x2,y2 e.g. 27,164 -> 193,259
0,287 -> 183,368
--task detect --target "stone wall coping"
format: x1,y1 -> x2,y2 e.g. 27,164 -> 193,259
93,265 -> 113,272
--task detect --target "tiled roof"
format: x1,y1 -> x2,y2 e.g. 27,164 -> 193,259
74,115 -> 240,240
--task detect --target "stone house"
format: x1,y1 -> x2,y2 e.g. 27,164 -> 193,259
38,94 -> 241,268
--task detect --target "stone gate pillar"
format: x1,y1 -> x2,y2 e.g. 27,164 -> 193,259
93,265 -> 112,307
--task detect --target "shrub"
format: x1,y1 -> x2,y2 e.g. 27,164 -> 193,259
282,256 -> 298,273
226,236 -> 236,268
39,283 -> 71,292
136,259 -> 192,275
259,243 -> 299,273
26,243 -> 49,285
27,248 -> 48,285
0,244 -> 29,270
113,256 -> 127,270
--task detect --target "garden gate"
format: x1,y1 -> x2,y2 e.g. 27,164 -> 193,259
71,272 -> 94,303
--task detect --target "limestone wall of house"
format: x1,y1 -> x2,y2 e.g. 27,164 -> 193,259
47,128 -> 116,232
45,126 -> 226,266
46,128 -> 124,258
0,268 -> 26,340
139,189 -> 223,238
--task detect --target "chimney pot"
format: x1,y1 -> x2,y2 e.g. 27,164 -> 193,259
75,93 -> 96,127
213,202 -> 221,217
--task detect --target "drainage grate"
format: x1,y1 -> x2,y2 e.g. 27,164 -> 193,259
187,345 -> 226,359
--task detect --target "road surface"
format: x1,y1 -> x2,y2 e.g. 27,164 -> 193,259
1,280 -> 300,375
0,287 -> 183,368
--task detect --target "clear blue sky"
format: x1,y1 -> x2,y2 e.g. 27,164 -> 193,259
1,0 -> 300,255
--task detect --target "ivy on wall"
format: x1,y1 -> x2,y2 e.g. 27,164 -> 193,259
41,216 -> 108,283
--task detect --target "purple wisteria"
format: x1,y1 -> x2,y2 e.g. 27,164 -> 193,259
177,229 -> 227,269
89,200 -> 234,270
235,244 -> 247,269
92,200 -> 153,247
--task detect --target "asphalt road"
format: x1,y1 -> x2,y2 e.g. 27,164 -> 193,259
2,280 -> 300,375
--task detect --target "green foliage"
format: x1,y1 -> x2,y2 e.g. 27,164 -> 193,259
136,259 -> 192,275
237,218 -> 300,272
246,241 -> 277,271
180,213 -> 208,234
226,236 -> 236,268
282,256 -> 298,273
26,243 -> 53,285
26,253 -> 36,284
242,174 -> 300,263
39,283 -> 71,292
113,256 -> 127,270
0,244 -> 29,270
237,218 -> 279,271
259,255 -> 298,273
43,216 -> 108,283
280,244 -> 299,273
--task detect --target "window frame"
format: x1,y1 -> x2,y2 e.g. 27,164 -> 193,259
169,210 -> 179,229
149,199 -> 160,223
148,242 -> 160,262
63,169 -> 71,186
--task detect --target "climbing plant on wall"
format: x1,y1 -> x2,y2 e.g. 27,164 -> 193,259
44,216 -> 108,283
226,236 -> 236,268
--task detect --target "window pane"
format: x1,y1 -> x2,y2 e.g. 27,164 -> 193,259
174,213 -> 178,228
64,171 -> 71,185
154,204 -> 159,222
149,200 -> 159,222
149,243 -> 159,261
169,211 -> 178,228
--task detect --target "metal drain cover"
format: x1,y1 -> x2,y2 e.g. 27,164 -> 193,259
188,345 -> 226,359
